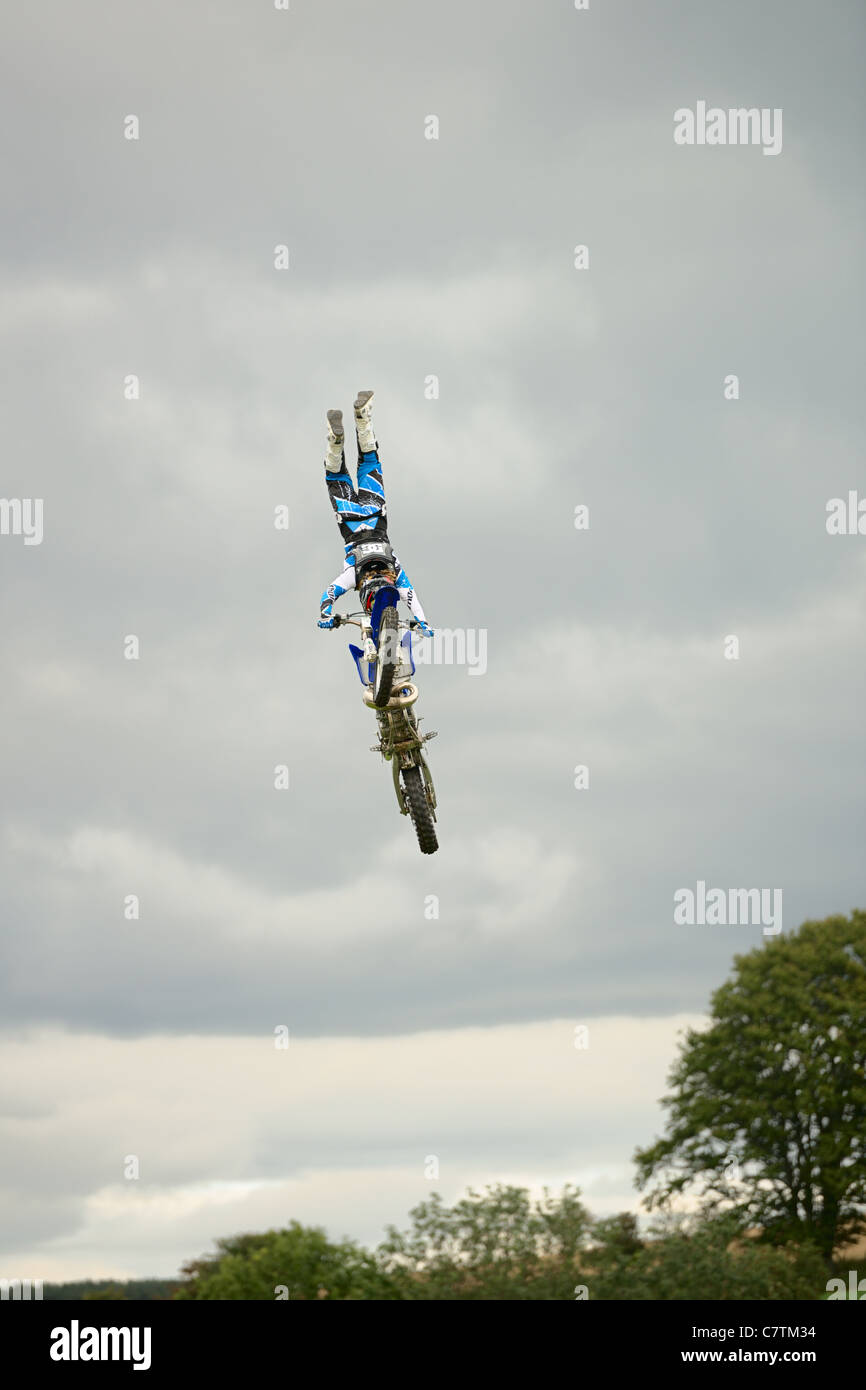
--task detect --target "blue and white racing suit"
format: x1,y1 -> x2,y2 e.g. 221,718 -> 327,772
319,442 -> 432,633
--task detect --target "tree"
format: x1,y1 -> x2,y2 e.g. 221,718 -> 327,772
586,1212 -> 826,1301
377,1184 -> 591,1299
174,1221 -> 393,1300
635,911 -> 866,1260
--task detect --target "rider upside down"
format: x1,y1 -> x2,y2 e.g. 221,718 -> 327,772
318,390 -> 434,637
316,390 -> 440,855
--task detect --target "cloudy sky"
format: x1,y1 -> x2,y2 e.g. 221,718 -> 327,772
1,0 -> 864,1282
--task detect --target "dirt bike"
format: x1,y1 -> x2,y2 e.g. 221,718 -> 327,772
331,575 -> 439,856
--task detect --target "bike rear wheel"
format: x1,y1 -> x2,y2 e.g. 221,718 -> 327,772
401,764 -> 438,854
373,606 -> 399,707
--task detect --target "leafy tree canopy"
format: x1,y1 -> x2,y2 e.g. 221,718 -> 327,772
376,1183 -> 592,1300
174,1220 -> 392,1300
635,911 -> 866,1259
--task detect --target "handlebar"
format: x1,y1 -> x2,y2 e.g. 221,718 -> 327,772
324,611 -> 427,633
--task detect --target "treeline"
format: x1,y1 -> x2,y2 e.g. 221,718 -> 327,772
43,1190 -> 852,1302
43,1278 -> 179,1301
171,1193 -> 837,1301
41,1197 -> 860,1302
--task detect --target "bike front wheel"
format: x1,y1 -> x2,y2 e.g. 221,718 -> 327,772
373,605 -> 399,707
401,764 -> 438,854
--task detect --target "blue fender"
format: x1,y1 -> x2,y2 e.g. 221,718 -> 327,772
349,643 -> 375,687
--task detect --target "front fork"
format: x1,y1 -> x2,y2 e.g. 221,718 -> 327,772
359,616 -> 378,667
